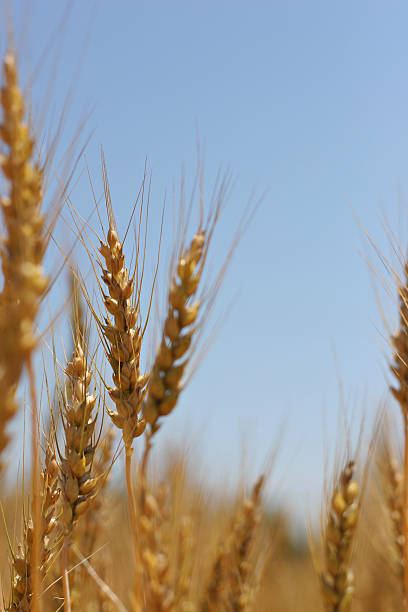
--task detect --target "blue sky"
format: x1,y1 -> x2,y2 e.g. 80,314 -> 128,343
5,1 -> 408,524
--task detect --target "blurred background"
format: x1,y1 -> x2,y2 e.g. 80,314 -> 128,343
3,0 -> 408,530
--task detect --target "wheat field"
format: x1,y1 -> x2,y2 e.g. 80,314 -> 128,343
0,10 -> 408,612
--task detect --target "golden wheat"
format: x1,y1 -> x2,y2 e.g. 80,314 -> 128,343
2,35 -> 408,612
320,461 -> 359,612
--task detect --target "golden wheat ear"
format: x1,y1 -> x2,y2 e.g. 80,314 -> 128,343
202,475 -> 265,612
380,439 -> 405,585
388,257 -> 408,602
143,230 -> 206,430
134,481 -> 175,611
56,334 -> 101,611
0,50 -> 47,471
72,427 -> 115,608
141,172 -> 234,465
67,156 -> 150,457
98,221 -> 148,454
6,443 -> 60,611
0,48 -> 51,612
59,339 -> 99,533
63,157 -> 154,604
319,460 -> 359,612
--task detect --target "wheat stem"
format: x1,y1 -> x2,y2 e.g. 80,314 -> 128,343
125,451 -> 139,577
62,538 -> 72,612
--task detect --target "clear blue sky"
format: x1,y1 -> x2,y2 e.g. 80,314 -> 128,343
5,1 -> 408,524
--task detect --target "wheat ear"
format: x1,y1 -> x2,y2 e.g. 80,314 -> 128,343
7,447 -> 60,611
143,230 -> 204,428
202,476 -> 264,612
98,211 -> 148,588
138,483 -> 174,612
75,426 -> 114,559
320,461 -> 359,612
0,52 -> 47,466
59,339 -> 99,610
99,223 -> 147,454
59,340 -> 99,531
201,543 -> 228,612
227,476 -> 264,612
384,451 -> 405,584
0,50 -> 48,612
72,427 -> 114,610
390,260 -> 408,606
